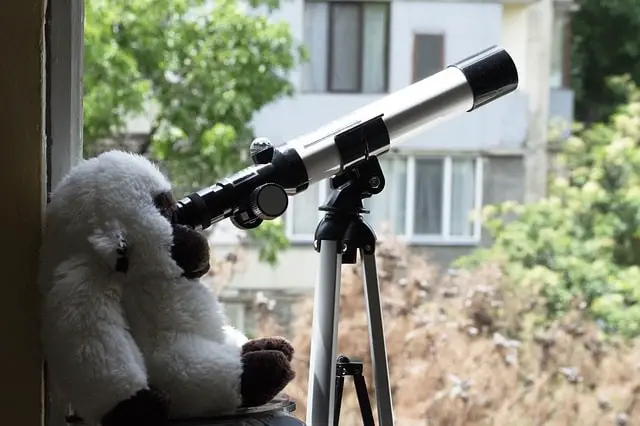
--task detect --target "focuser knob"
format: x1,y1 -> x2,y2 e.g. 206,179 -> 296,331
249,183 -> 288,220
230,212 -> 262,230
250,137 -> 275,165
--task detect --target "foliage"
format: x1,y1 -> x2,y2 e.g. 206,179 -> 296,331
83,0 -> 307,263
571,0 -> 640,124
254,237 -> 640,425
458,76 -> 640,338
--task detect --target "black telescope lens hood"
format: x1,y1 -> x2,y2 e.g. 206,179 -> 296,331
450,45 -> 519,111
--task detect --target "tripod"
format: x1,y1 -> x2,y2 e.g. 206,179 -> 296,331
306,155 -> 395,426
334,355 -> 375,426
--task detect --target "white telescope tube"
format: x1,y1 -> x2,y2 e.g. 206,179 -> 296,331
174,45 -> 518,231
287,66 -> 473,185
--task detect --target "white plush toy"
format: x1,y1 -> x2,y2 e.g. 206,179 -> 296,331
38,150 -> 295,426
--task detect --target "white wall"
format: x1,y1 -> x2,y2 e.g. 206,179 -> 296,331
214,244 -> 321,291
501,4 -> 529,91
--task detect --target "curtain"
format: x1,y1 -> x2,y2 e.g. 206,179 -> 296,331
414,158 -> 443,235
302,2 -> 328,92
450,158 -> 475,236
329,3 -> 360,91
362,3 -> 387,93
413,34 -> 444,83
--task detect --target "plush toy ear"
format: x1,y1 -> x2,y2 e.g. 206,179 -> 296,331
87,219 -> 129,273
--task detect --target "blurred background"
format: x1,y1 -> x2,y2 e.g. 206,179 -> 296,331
82,0 -> 640,423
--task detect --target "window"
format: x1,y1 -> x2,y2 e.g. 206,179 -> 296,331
412,33 -> 444,83
221,301 -> 247,333
285,155 -> 484,244
285,179 -> 329,241
302,1 -> 390,94
550,12 -> 569,89
411,156 -> 480,239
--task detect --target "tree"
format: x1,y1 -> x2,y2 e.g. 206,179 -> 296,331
83,0 -> 307,263
571,0 -> 640,124
457,76 -> 640,338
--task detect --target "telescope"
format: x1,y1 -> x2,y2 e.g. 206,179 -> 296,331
174,45 -> 517,232
175,45 -> 518,426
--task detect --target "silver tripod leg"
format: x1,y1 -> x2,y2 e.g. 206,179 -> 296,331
307,240 -> 342,425
360,251 -> 395,426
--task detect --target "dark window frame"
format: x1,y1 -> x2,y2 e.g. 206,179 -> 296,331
562,15 -> 572,89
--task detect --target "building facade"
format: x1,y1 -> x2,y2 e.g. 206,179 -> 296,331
208,0 -> 576,330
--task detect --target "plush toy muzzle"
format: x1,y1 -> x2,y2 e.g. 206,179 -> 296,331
170,223 -> 211,279
112,190 -> 211,279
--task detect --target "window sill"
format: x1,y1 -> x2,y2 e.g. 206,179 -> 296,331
404,237 -> 481,247
285,235 -> 482,247
297,90 -> 390,97
209,236 -> 482,250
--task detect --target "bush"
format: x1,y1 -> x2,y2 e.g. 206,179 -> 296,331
457,76 -> 640,338
256,237 -> 640,425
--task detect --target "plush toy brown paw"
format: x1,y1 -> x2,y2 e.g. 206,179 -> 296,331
241,336 -> 295,361
240,347 -> 295,407
100,386 -> 170,426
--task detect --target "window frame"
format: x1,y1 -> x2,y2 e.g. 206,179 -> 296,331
284,153 -> 484,246
45,0 -> 85,425
303,0 -> 391,94
561,15 -> 572,88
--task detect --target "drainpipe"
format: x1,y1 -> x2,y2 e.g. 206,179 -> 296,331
523,0 -> 552,203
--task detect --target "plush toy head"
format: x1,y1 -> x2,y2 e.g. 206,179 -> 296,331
41,150 -> 210,287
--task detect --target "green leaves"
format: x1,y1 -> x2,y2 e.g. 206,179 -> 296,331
83,1 -> 152,146
246,220 -> 290,264
83,0 -> 306,264
572,0 -> 640,123
459,80 -> 640,338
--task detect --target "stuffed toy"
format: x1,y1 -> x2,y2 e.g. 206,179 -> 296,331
38,150 -> 296,426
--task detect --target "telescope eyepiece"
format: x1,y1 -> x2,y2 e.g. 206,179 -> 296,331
451,45 -> 518,111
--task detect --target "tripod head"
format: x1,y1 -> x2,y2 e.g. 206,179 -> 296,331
316,151 -> 385,264
327,115 -> 387,205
